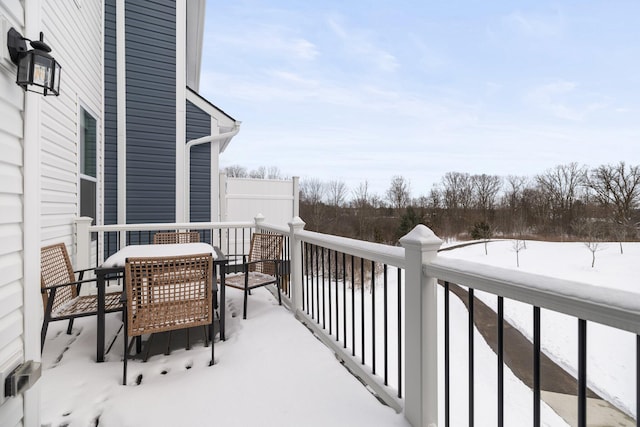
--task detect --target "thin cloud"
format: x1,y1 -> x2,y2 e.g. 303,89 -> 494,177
503,10 -> 565,38
205,27 -> 318,61
326,17 -> 399,72
524,81 -> 606,121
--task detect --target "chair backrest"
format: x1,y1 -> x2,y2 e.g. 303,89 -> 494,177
41,243 -> 77,313
125,253 -> 213,338
248,233 -> 284,275
153,231 -> 200,244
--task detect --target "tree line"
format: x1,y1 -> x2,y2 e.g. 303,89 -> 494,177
298,161 -> 640,246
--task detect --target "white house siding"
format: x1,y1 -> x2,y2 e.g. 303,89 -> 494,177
0,2 -> 26,426
40,0 -> 103,266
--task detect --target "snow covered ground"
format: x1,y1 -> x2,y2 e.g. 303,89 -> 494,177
440,240 -> 639,419
40,287 -> 409,427
39,240 -> 637,426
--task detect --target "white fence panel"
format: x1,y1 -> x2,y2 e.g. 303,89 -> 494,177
220,175 -> 299,253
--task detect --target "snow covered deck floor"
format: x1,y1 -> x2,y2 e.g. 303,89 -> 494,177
40,286 -> 409,426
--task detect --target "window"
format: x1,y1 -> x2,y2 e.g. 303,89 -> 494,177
80,107 -> 97,238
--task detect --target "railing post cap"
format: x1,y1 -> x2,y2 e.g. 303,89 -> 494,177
399,224 -> 442,250
288,216 -> 306,229
254,214 -> 265,223
74,216 -> 93,224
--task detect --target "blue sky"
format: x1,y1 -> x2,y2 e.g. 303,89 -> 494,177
200,1 -> 640,197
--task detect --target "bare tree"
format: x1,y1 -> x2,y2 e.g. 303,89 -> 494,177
440,172 -> 474,234
352,181 -> 372,239
535,163 -> 588,235
249,166 -> 267,179
428,186 -> 442,209
441,172 -> 473,210
584,241 -> 605,268
300,178 -> 326,230
224,165 -> 248,178
327,180 -> 348,208
588,161 -> 640,246
386,175 -> 411,211
326,180 -> 348,222
266,166 -> 283,179
472,174 -> 502,219
512,239 -> 526,267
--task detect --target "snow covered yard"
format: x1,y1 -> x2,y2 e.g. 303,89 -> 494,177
40,286 -> 409,427
441,240 -> 640,420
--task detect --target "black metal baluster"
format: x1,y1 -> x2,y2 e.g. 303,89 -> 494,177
383,264 -> 388,386
371,260 -> 376,375
397,267 -> 402,399
498,296 -> 504,427
533,306 -> 541,427
305,243 -> 310,314
352,255 -> 355,357
361,257 -> 365,365
302,243 -> 306,312
311,245 -> 316,319
328,249 -> 332,334
315,245 -> 320,322
106,232 -> 111,258
322,247 -> 326,329
578,319 -> 587,427
343,252 -> 347,349
335,250 -> 339,342
445,282 -> 450,427
636,334 -> 639,427
469,288 -> 475,427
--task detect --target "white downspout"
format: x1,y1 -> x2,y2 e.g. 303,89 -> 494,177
184,123 -> 240,222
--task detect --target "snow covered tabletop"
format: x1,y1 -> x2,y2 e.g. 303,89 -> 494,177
101,243 -> 217,268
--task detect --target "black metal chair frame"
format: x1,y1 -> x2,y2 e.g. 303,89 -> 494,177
224,234 -> 284,319
40,243 -> 123,351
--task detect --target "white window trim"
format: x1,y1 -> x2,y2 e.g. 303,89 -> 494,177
78,101 -> 99,221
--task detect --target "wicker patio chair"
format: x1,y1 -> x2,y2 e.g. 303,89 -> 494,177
123,253 -> 214,385
153,231 -> 200,244
40,243 -> 123,351
224,233 -> 284,319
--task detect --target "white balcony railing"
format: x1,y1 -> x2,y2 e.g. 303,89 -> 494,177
75,215 -> 640,427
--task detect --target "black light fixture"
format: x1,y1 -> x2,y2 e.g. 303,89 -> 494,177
7,28 -> 61,96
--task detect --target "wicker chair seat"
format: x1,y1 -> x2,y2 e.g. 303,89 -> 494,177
225,272 -> 277,289
52,292 -> 122,319
41,242 -> 124,351
222,233 -> 284,319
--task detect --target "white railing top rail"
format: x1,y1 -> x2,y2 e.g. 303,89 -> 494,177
88,221 -> 255,233
295,229 -> 406,269
255,222 -> 289,235
428,257 -> 640,335
255,221 -> 405,268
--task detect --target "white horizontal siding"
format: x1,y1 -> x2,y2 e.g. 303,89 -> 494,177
0,1 -> 24,419
0,224 -> 22,257
40,0 -> 103,258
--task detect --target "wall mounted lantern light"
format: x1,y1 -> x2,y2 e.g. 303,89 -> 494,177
7,28 -> 61,96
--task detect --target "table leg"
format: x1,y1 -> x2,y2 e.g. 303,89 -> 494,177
97,269 -> 105,362
220,263 -> 226,341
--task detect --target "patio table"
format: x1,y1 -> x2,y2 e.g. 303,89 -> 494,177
95,242 -> 228,362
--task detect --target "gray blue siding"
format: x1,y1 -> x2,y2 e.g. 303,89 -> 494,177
186,100 -> 212,222
125,0 -> 176,223
104,0 -> 117,225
